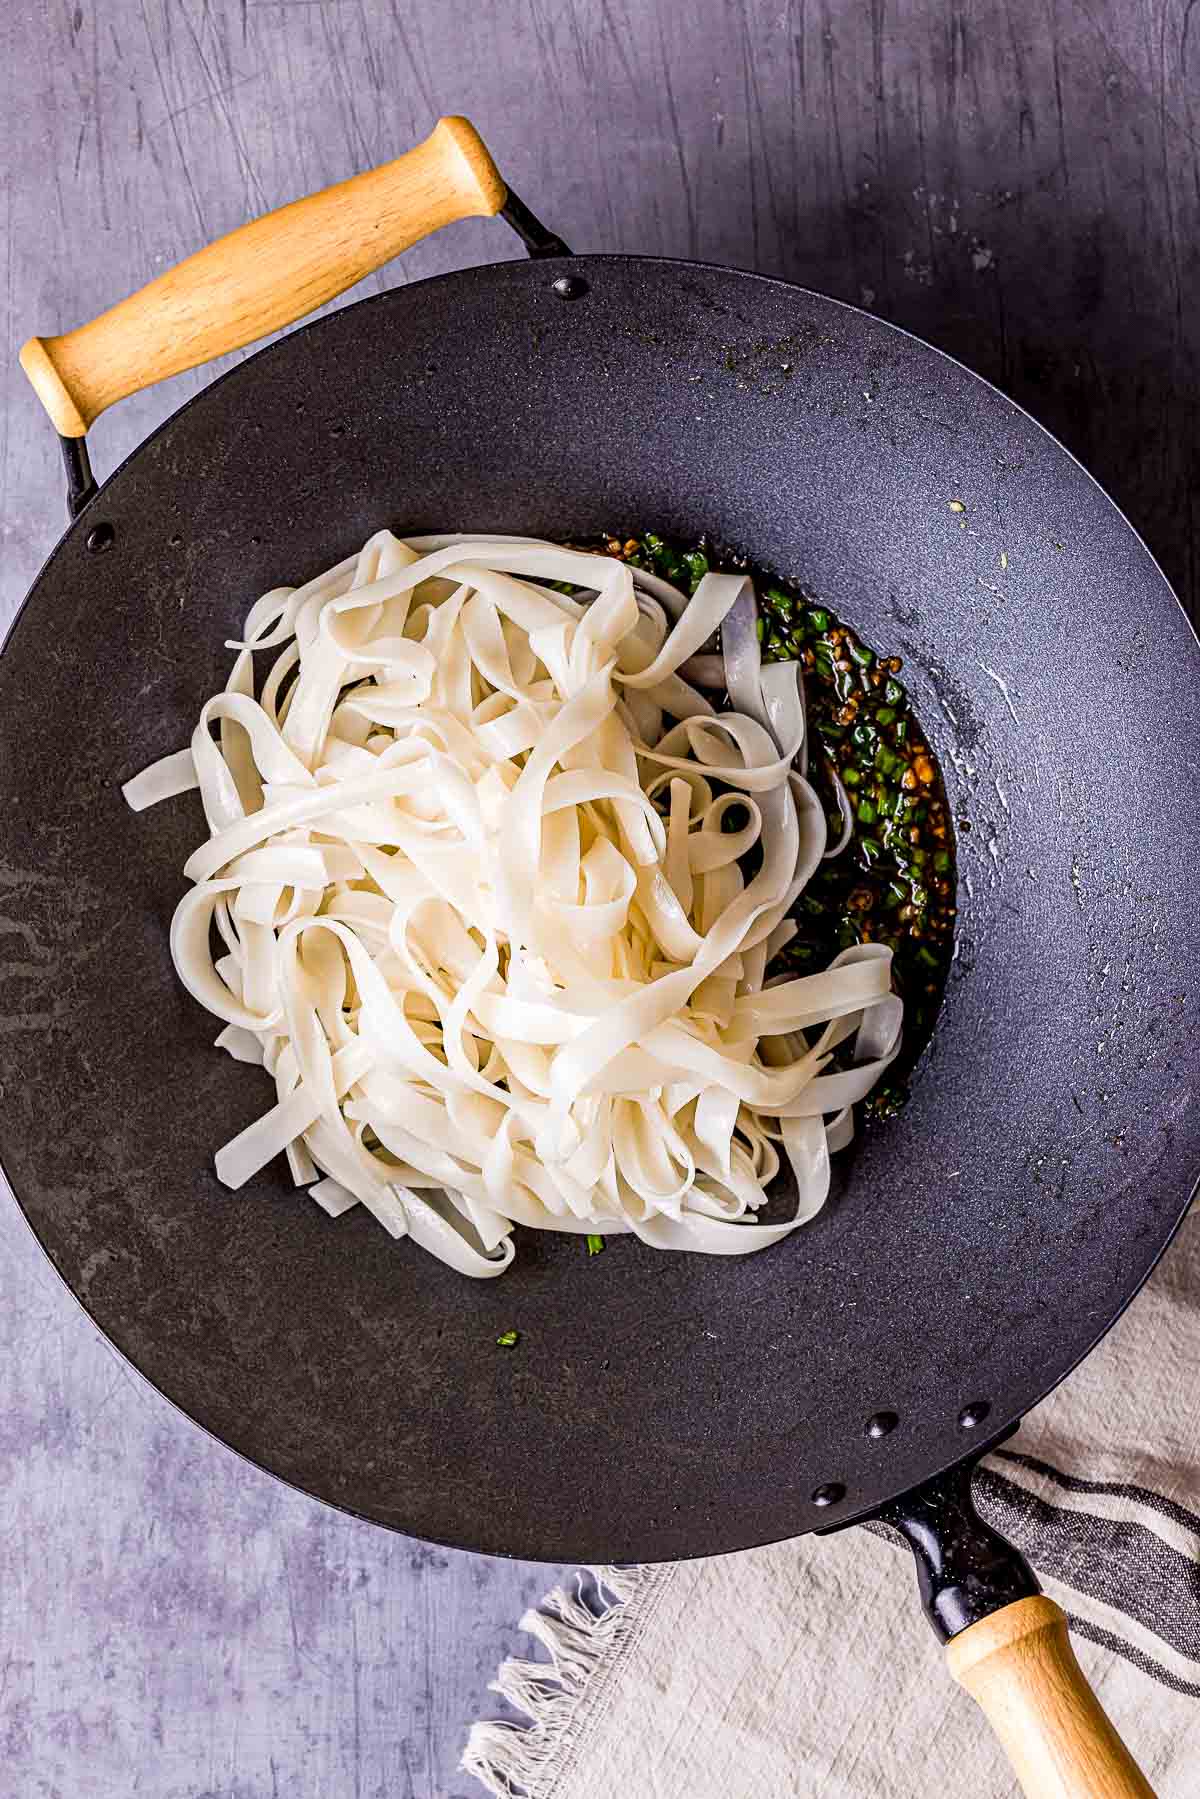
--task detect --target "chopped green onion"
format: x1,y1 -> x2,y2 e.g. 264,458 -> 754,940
586,1234 -> 604,1256
609,529 -> 955,1104
496,1329 -> 519,1347
682,549 -> 709,590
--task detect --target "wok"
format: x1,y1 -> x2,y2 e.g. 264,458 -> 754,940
8,118 -> 1199,1795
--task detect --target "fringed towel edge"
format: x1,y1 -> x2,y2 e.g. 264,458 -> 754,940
461,1564 -> 656,1797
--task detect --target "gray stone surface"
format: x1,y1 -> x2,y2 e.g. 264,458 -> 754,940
0,1207 -> 564,1799
2,1 -> 1198,1795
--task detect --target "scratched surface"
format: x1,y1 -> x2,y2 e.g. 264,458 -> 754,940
2,2 -> 1199,1795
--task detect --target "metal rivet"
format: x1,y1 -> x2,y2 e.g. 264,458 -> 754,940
958,1400 -> 991,1430
866,1410 -> 899,1439
552,274 -> 588,300
86,522 -> 115,554
812,1481 -> 846,1508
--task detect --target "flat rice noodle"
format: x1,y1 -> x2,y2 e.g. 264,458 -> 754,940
124,532 -> 904,1275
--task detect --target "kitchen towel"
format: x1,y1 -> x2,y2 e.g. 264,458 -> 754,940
464,1206 -> 1200,1797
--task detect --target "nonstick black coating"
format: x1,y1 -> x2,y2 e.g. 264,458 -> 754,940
1,255 -> 1198,1563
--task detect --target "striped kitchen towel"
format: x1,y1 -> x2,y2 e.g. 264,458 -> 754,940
464,1207 -> 1200,1797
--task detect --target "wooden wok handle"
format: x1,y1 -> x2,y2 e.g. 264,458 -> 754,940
947,1597 -> 1156,1797
20,115 -> 506,437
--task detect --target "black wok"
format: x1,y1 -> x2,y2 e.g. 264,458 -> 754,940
6,118 -> 1196,1793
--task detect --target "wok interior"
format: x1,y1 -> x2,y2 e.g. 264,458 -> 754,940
0,257 -> 1197,1561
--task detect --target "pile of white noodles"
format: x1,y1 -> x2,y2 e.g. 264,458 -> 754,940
124,532 -> 902,1277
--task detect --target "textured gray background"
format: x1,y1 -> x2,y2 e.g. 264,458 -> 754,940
2,2 -> 1198,1795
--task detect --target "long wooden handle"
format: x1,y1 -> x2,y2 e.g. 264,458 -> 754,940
20,115 -> 506,437
947,1597 -> 1156,1797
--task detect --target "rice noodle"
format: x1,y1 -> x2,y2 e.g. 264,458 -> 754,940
124,531 -> 902,1277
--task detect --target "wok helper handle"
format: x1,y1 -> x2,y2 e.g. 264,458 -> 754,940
947,1597 -> 1155,1798
20,116 -> 505,436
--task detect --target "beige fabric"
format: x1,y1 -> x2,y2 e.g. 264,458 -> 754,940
545,1542 -> 1196,1799
465,1210 -> 1200,1798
